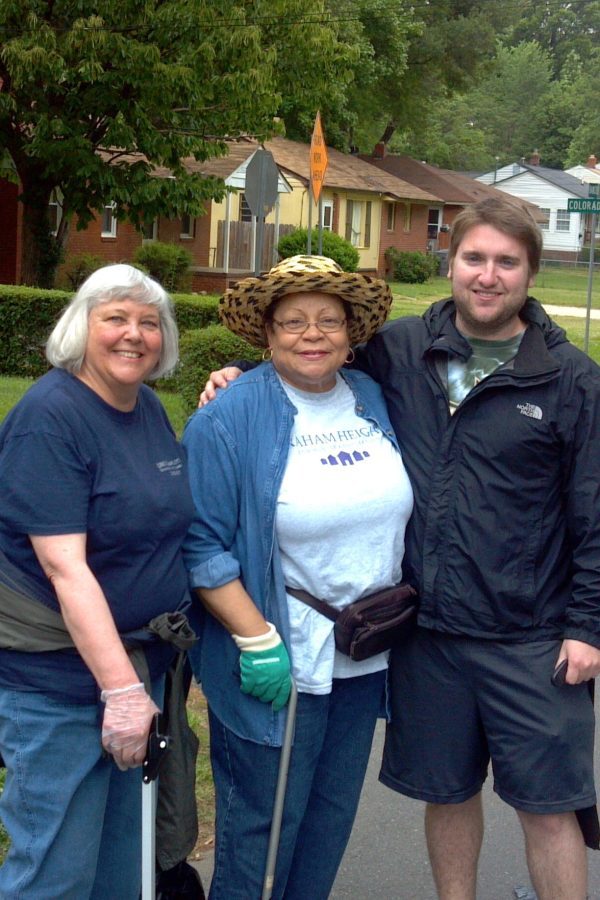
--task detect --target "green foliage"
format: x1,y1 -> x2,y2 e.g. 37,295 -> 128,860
0,286 -> 68,377
508,0 -> 600,77
349,0 -> 505,150
385,249 -> 437,284
174,325 -> 262,415
0,284 -> 219,378
60,252 -> 105,291
0,1 -> 285,284
133,242 -> 193,292
169,294 -> 219,333
277,229 -> 359,272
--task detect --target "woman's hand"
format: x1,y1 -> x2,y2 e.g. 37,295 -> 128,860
30,534 -> 154,755
101,683 -> 160,770
199,367 -> 243,407
197,584 -> 292,709
234,623 -> 292,711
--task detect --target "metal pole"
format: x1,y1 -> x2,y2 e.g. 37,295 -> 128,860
583,211 -> 596,356
318,193 -> 323,255
261,681 -> 298,900
307,189 -> 313,255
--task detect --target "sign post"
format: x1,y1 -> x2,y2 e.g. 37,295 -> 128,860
309,112 -> 329,255
245,149 -> 280,275
568,191 -> 598,355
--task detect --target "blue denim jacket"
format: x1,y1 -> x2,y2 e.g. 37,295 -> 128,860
182,363 -> 399,745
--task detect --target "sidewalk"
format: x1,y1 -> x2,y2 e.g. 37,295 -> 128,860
543,303 -> 600,318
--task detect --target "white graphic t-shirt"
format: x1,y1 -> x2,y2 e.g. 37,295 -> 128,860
276,374 -> 414,694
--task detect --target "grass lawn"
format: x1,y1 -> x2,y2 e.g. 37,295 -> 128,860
391,266 -> 599,310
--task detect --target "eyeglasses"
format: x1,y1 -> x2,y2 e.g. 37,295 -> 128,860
272,317 -> 347,334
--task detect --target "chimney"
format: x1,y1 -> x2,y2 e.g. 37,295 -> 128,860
372,142 -> 386,159
587,154 -> 598,169
529,149 -> 541,166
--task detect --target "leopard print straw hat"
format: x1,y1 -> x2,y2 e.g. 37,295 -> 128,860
219,255 -> 393,348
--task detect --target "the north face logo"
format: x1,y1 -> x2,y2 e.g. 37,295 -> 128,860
517,402 -> 543,420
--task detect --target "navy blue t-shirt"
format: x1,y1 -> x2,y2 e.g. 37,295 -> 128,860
0,368 -> 195,701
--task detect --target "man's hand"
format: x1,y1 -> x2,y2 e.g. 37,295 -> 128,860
556,639 -> 600,684
199,366 -> 243,407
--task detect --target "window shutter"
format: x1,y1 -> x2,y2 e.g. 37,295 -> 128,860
364,201 -> 372,247
345,200 -> 353,242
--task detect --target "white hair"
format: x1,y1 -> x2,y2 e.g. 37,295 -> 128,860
46,264 -> 179,379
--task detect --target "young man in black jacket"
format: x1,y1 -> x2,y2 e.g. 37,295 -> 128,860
201,198 -> 600,900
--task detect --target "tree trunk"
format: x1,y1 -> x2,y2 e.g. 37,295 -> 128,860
18,178 -> 63,288
377,121 -> 397,147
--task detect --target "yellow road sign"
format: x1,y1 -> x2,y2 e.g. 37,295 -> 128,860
310,111 -> 328,204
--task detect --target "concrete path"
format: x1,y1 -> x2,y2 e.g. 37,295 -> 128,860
193,715 -> 600,898
543,303 -> 600,319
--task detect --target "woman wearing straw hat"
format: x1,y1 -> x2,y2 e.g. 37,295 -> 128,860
183,255 -> 414,899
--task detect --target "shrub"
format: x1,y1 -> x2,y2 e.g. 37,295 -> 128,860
133,241 -> 192,292
277,229 -> 359,272
385,248 -> 438,283
0,286 -> 69,377
0,284 -> 220,378
59,252 -> 105,290
172,325 -> 262,414
170,294 -> 220,332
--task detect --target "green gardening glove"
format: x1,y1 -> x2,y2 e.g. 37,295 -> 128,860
233,623 -> 292,711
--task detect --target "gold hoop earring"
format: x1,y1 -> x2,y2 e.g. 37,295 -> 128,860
262,347 -> 273,361
345,348 -> 355,365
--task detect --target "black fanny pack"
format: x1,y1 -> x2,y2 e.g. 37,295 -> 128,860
285,583 -> 418,662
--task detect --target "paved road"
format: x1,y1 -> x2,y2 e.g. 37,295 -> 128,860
195,714 -> 600,898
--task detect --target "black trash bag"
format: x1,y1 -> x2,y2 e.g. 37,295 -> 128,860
157,860 -> 206,900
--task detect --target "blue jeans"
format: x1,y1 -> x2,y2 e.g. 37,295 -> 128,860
0,679 -> 163,899
208,670 -> 385,900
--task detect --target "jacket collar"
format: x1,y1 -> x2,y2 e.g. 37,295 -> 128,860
423,296 -> 564,377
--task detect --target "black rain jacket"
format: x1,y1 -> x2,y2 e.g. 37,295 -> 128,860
356,297 -> 600,646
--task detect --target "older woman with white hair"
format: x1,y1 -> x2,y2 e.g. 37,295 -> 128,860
0,264 -> 194,898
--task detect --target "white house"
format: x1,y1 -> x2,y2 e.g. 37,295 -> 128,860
476,153 -> 591,260
565,154 -> 600,188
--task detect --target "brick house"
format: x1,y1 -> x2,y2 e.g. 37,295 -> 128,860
360,145 -> 540,258
0,136 -> 442,290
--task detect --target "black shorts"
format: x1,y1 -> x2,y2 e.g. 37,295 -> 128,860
380,628 -> 596,813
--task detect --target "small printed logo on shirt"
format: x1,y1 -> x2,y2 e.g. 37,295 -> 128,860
516,402 -> 543,421
320,449 -> 371,466
156,457 -> 183,476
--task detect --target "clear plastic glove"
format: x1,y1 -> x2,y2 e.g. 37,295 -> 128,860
233,623 -> 292,711
100,682 -> 160,771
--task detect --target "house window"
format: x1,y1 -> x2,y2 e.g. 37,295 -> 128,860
344,200 -> 372,248
240,194 -> 252,223
555,209 -> 570,232
48,189 -> 62,236
322,201 -> 333,231
427,208 -> 441,240
539,208 -> 551,231
403,203 -> 412,232
180,214 -> 195,239
386,202 -> 395,232
141,219 -> 157,241
101,202 -> 117,238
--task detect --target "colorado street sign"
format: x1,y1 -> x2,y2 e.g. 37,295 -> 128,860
567,198 -> 600,213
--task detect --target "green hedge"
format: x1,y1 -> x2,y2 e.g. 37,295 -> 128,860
0,286 -> 70,377
385,248 -> 438,283
0,284 -> 220,378
278,228 -> 360,272
172,324 -> 262,415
